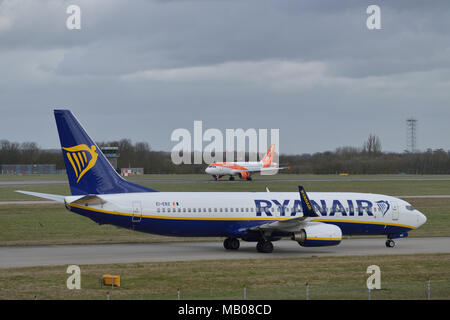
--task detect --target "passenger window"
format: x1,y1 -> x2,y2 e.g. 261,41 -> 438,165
157,208 -> 160,213
188,208 -> 191,213
183,208 -> 186,213
162,208 -> 165,213
230,208 -> 234,213
224,208 -> 228,213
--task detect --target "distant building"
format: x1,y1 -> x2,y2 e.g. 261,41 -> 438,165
0,164 -> 56,175
121,168 -> 144,176
101,147 -> 119,169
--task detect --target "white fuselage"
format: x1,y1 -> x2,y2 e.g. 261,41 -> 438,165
205,161 -> 279,178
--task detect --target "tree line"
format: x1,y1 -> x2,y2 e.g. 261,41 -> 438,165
1,137 -> 450,174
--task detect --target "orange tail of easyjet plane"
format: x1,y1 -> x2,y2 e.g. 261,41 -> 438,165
261,144 -> 275,168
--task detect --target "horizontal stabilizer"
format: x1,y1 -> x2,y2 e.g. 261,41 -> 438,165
15,190 -> 65,203
69,194 -> 106,206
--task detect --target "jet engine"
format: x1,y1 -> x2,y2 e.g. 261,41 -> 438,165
238,172 -> 251,179
291,223 -> 342,247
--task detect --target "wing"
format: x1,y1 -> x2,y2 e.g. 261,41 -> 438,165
247,186 -> 342,247
250,186 -> 319,233
250,215 -> 312,233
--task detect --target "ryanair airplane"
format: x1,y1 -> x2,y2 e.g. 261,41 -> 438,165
17,110 -> 427,253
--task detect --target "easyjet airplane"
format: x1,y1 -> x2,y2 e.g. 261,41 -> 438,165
205,144 -> 288,181
17,110 -> 427,253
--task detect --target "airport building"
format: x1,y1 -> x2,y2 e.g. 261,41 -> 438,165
121,168 -> 144,176
0,164 -> 56,175
101,147 -> 119,170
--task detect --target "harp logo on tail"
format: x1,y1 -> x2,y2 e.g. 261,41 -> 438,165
62,144 -> 98,183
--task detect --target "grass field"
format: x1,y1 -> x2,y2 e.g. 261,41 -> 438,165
0,254 -> 448,300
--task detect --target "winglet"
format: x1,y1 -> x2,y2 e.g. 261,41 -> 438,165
298,186 -> 318,217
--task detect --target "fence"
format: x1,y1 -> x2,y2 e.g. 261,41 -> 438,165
99,279 -> 449,300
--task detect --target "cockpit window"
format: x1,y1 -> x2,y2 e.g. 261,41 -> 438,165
405,205 -> 415,211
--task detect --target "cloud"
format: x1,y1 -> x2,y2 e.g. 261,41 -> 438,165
121,58 -> 450,95
1,0 -> 450,153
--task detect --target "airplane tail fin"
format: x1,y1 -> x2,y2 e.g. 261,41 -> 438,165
54,109 -> 157,195
261,144 -> 275,168
298,186 -> 319,217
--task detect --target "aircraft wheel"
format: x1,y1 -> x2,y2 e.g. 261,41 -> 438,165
229,176 -> 235,181
256,240 -> 273,253
224,238 -> 240,250
385,239 -> 395,248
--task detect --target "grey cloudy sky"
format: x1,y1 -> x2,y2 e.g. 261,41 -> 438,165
1,0 -> 449,154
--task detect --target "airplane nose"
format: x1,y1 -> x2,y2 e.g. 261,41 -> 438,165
417,211 -> 427,227
205,167 -> 211,174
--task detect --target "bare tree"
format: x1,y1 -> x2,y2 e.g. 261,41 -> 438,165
363,134 -> 381,156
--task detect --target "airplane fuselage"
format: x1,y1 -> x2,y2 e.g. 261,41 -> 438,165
66,191 -> 426,239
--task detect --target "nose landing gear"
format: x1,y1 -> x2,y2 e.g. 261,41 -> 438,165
385,239 -> 395,248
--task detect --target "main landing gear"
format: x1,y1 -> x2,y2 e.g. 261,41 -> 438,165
223,237 -> 240,250
223,237 -> 274,253
256,240 -> 273,253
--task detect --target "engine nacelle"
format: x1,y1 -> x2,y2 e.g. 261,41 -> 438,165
238,172 -> 250,179
292,224 -> 342,247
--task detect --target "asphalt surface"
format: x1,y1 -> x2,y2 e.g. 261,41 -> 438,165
1,237 -> 449,268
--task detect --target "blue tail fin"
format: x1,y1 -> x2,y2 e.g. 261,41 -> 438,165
54,109 -> 157,195
298,186 -> 318,217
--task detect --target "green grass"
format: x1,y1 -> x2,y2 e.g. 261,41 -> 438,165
0,204 -> 214,246
0,254 -> 448,300
2,174 -> 450,201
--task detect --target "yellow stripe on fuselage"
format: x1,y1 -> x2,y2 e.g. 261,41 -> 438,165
306,237 -> 341,241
